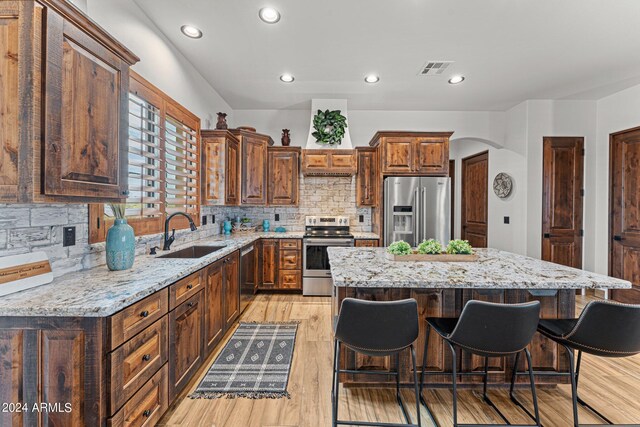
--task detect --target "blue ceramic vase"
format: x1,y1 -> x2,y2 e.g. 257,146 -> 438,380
106,218 -> 135,271
263,219 -> 270,232
223,220 -> 232,235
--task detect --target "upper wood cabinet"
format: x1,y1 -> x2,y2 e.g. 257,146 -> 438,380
369,131 -> 452,176
201,130 -> 240,205
0,0 -> 139,203
356,147 -> 378,207
301,149 -> 356,176
230,129 -> 274,205
268,147 -> 301,206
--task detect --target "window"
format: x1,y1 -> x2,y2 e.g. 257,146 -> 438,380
89,72 -> 201,243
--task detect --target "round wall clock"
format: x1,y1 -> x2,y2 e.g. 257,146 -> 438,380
493,173 -> 513,198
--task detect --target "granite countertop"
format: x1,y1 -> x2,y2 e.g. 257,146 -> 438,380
0,232 -> 305,317
327,247 -> 632,290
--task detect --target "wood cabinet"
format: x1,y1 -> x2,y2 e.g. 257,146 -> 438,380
369,132 -> 452,176
1,0 -> 138,203
108,365 -> 168,427
356,147 -> 378,207
201,130 -> 240,205
223,252 -> 240,329
302,149 -> 356,176
229,129 -> 274,205
204,259 -> 225,354
355,239 -> 379,247
268,147 -> 301,206
169,291 -> 204,401
260,239 -> 279,289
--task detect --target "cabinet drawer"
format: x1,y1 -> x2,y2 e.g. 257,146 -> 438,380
169,272 -> 203,310
108,364 -> 168,427
279,239 -> 301,249
279,249 -> 301,270
110,288 -> 168,349
355,239 -> 379,247
109,316 -> 168,415
278,270 -> 301,289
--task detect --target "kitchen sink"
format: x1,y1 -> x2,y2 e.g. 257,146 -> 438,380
158,245 -> 226,259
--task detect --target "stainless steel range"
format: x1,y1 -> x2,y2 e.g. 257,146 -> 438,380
302,216 -> 354,296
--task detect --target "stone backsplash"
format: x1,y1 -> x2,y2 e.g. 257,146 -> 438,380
0,176 -> 371,276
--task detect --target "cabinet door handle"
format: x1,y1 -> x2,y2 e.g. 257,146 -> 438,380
143,409 -> 152,417
142,354 -> 151,362
614,235 -> 623,241
140,310 -> 149,318
187,284 -> 193,290
187,302 -> 195,308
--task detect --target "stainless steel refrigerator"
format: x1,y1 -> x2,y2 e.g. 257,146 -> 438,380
384,177 -> 451,247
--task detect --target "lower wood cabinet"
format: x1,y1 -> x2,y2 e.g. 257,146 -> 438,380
259,239 -> 302,290
204,259 -> 225,354
169,290 -> 204,402
223,251 -> 240,330
260,239 -> 279,289
355,239 -> 379,247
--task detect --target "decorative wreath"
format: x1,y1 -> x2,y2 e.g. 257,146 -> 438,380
312,109 -> 347,146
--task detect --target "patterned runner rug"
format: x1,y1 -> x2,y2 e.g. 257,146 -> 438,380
190,322 -> 298,399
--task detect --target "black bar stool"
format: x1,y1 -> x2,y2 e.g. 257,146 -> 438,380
332,298 -> 422,427
528,300 -> 640,427
419,300 -> 542,427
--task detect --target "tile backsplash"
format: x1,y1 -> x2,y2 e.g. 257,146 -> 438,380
0,176 -> 371,277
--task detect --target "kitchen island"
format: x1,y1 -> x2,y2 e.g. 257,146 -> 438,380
327,247 -> 631,387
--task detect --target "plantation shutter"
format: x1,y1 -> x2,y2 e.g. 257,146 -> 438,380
164,113 -> 199,217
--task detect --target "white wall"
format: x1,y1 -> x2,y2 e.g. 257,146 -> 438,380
86,0 -> 232,127
593,84 -> 640,275
233,109 -> 506,147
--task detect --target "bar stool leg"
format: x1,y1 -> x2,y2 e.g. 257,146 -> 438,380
563,344 -> 580,427
410,344 -> 422,427
447,341 -> 458,427
524,348 -> 541,426
572,350 -> 614,425
333,340 -> 341,427
419,325 -> 439,426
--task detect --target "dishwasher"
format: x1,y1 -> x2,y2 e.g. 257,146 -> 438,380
240,243 -> 256,313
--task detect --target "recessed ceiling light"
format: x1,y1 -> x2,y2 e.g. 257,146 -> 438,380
280,73 -> 294,83
180,25 -> 202,39
364,74 -> 380,84
259,7 -> 281,24
448,75 -> 465,84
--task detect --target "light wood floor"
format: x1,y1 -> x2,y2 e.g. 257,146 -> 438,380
158,294 -> 640,427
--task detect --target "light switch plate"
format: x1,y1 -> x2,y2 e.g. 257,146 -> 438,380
63,226 -> 76,247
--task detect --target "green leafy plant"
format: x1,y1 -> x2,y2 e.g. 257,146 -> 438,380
107,203 -> 126,220
387,240 -> 413,255
417,239 -> 443,255
241,217 -> 251,224
446,239 -> 473,255
311,109 -> 347,146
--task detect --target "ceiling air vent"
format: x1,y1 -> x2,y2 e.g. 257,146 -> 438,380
419,61 -> 454,76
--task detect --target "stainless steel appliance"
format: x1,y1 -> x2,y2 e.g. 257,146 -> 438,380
303,216 -> 354,296
384,176 -> 451,247
240,243 -> 256,313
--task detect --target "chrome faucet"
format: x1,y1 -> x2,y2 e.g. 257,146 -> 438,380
163,212 -> 197,250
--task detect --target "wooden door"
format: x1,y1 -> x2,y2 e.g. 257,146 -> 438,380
461,152 -> 489,247
414,137 -> 449,175
610,127 -> 640,303
382,138 -> 414,173
268,148 -> 299,205
241,135 -> 267,204
0,3 -> 20,202
223,252 -> 240,329
260,239 -> 278,289
356,148 -> 378,207
542,137 -> 584,268
43,12 -> 128,200
204,260 -> 224,353
225,138 -> 239,205
169,291 -> 204,401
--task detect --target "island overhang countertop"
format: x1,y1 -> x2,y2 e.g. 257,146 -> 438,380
327,247 -> 632,290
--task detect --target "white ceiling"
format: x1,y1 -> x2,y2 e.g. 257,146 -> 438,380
134,0 -> 640,111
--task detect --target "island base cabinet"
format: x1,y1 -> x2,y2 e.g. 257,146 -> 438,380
169,291 -> 204,402
335,287 -> 575,387
0,318 -> 105,427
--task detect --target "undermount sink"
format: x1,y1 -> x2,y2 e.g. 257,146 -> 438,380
158,245 -> 226,259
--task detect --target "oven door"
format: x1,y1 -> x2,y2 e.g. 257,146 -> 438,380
303,238 -> 353,277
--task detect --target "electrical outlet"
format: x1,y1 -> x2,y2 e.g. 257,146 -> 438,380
504,216 -> 510,224
212,215 -> 216,223
275,213 -> 280,221
63,226 -> 76,247
359,215 -> 364,223
202,215 -> 207,225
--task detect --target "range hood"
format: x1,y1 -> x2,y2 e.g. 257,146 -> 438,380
303,99 -> 356,176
